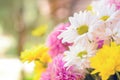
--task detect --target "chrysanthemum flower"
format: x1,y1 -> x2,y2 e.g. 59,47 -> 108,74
21,45 -> 51,80
105,20 -> 120,44
63,39 -> 97,74
20,45 -> 49,62
33,61 -> 47,80
32,25 -> 48,37
40,54 -> 84,80
91,10 -> 120,45
90,42 -> 120,80
58,11 -> 98,43
90,0 -> 116,21
33,52 -> 51,80
108,0 -> 120,10
89,21 -> 110,48
46,23 -> 71,58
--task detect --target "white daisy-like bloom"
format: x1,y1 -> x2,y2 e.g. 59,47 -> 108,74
58,11 -> 98,43
105,20 -> 120,44
87,0 -> 107,13
91,21 -> 109,41
96,5 -> 116,21
63,38 -> 97,73
89,0 -> 117,21
107,10 -> 120,23
90,10 -> 120,44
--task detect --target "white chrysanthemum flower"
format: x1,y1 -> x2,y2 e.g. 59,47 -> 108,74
63,39 -> 97,73
87,0 -> 107,12
105,21 -> 120,44
107,10 -> 120,23
90,0 -> 116,21
90,21 -> 108,40
96,5 -> 116,21
91,10 -> 120,44
58,11 -> 98,43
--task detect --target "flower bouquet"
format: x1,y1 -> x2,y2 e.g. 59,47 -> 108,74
21,0 -> 120,80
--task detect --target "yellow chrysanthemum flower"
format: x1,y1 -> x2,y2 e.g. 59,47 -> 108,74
20,45 -> 49,62
33,50 -> 51,80
90,42 -> 120,80
21,45 -> 51,80
32,25 -> 48,37
33,61 -> 46,80
33,61 -> 50,80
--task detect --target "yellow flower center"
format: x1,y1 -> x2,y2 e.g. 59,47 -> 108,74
76,25 -> 88,35
86,5 -> 93,11
77,50 -> 87,58
100,15 -> 109,21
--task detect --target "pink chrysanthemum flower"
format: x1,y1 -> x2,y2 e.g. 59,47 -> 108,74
108,0 -> 120,10
46,23 -> 72,58
40,55 -> 84,80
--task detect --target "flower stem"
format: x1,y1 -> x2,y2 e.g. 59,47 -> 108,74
116,72 -> 120,80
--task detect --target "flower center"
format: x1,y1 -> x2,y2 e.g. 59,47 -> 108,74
77,50 -> 87,58
100,16 -> 109,21
76,25 -> 88,35
86,5 -> 93,11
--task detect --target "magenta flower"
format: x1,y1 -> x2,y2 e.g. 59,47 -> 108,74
108,0 -> 120,10
40,54 -> 84,80
97,40 -> 104,49
46,23 -> 72,58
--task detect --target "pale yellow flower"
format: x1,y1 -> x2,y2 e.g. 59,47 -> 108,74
32,25 -> 48,37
